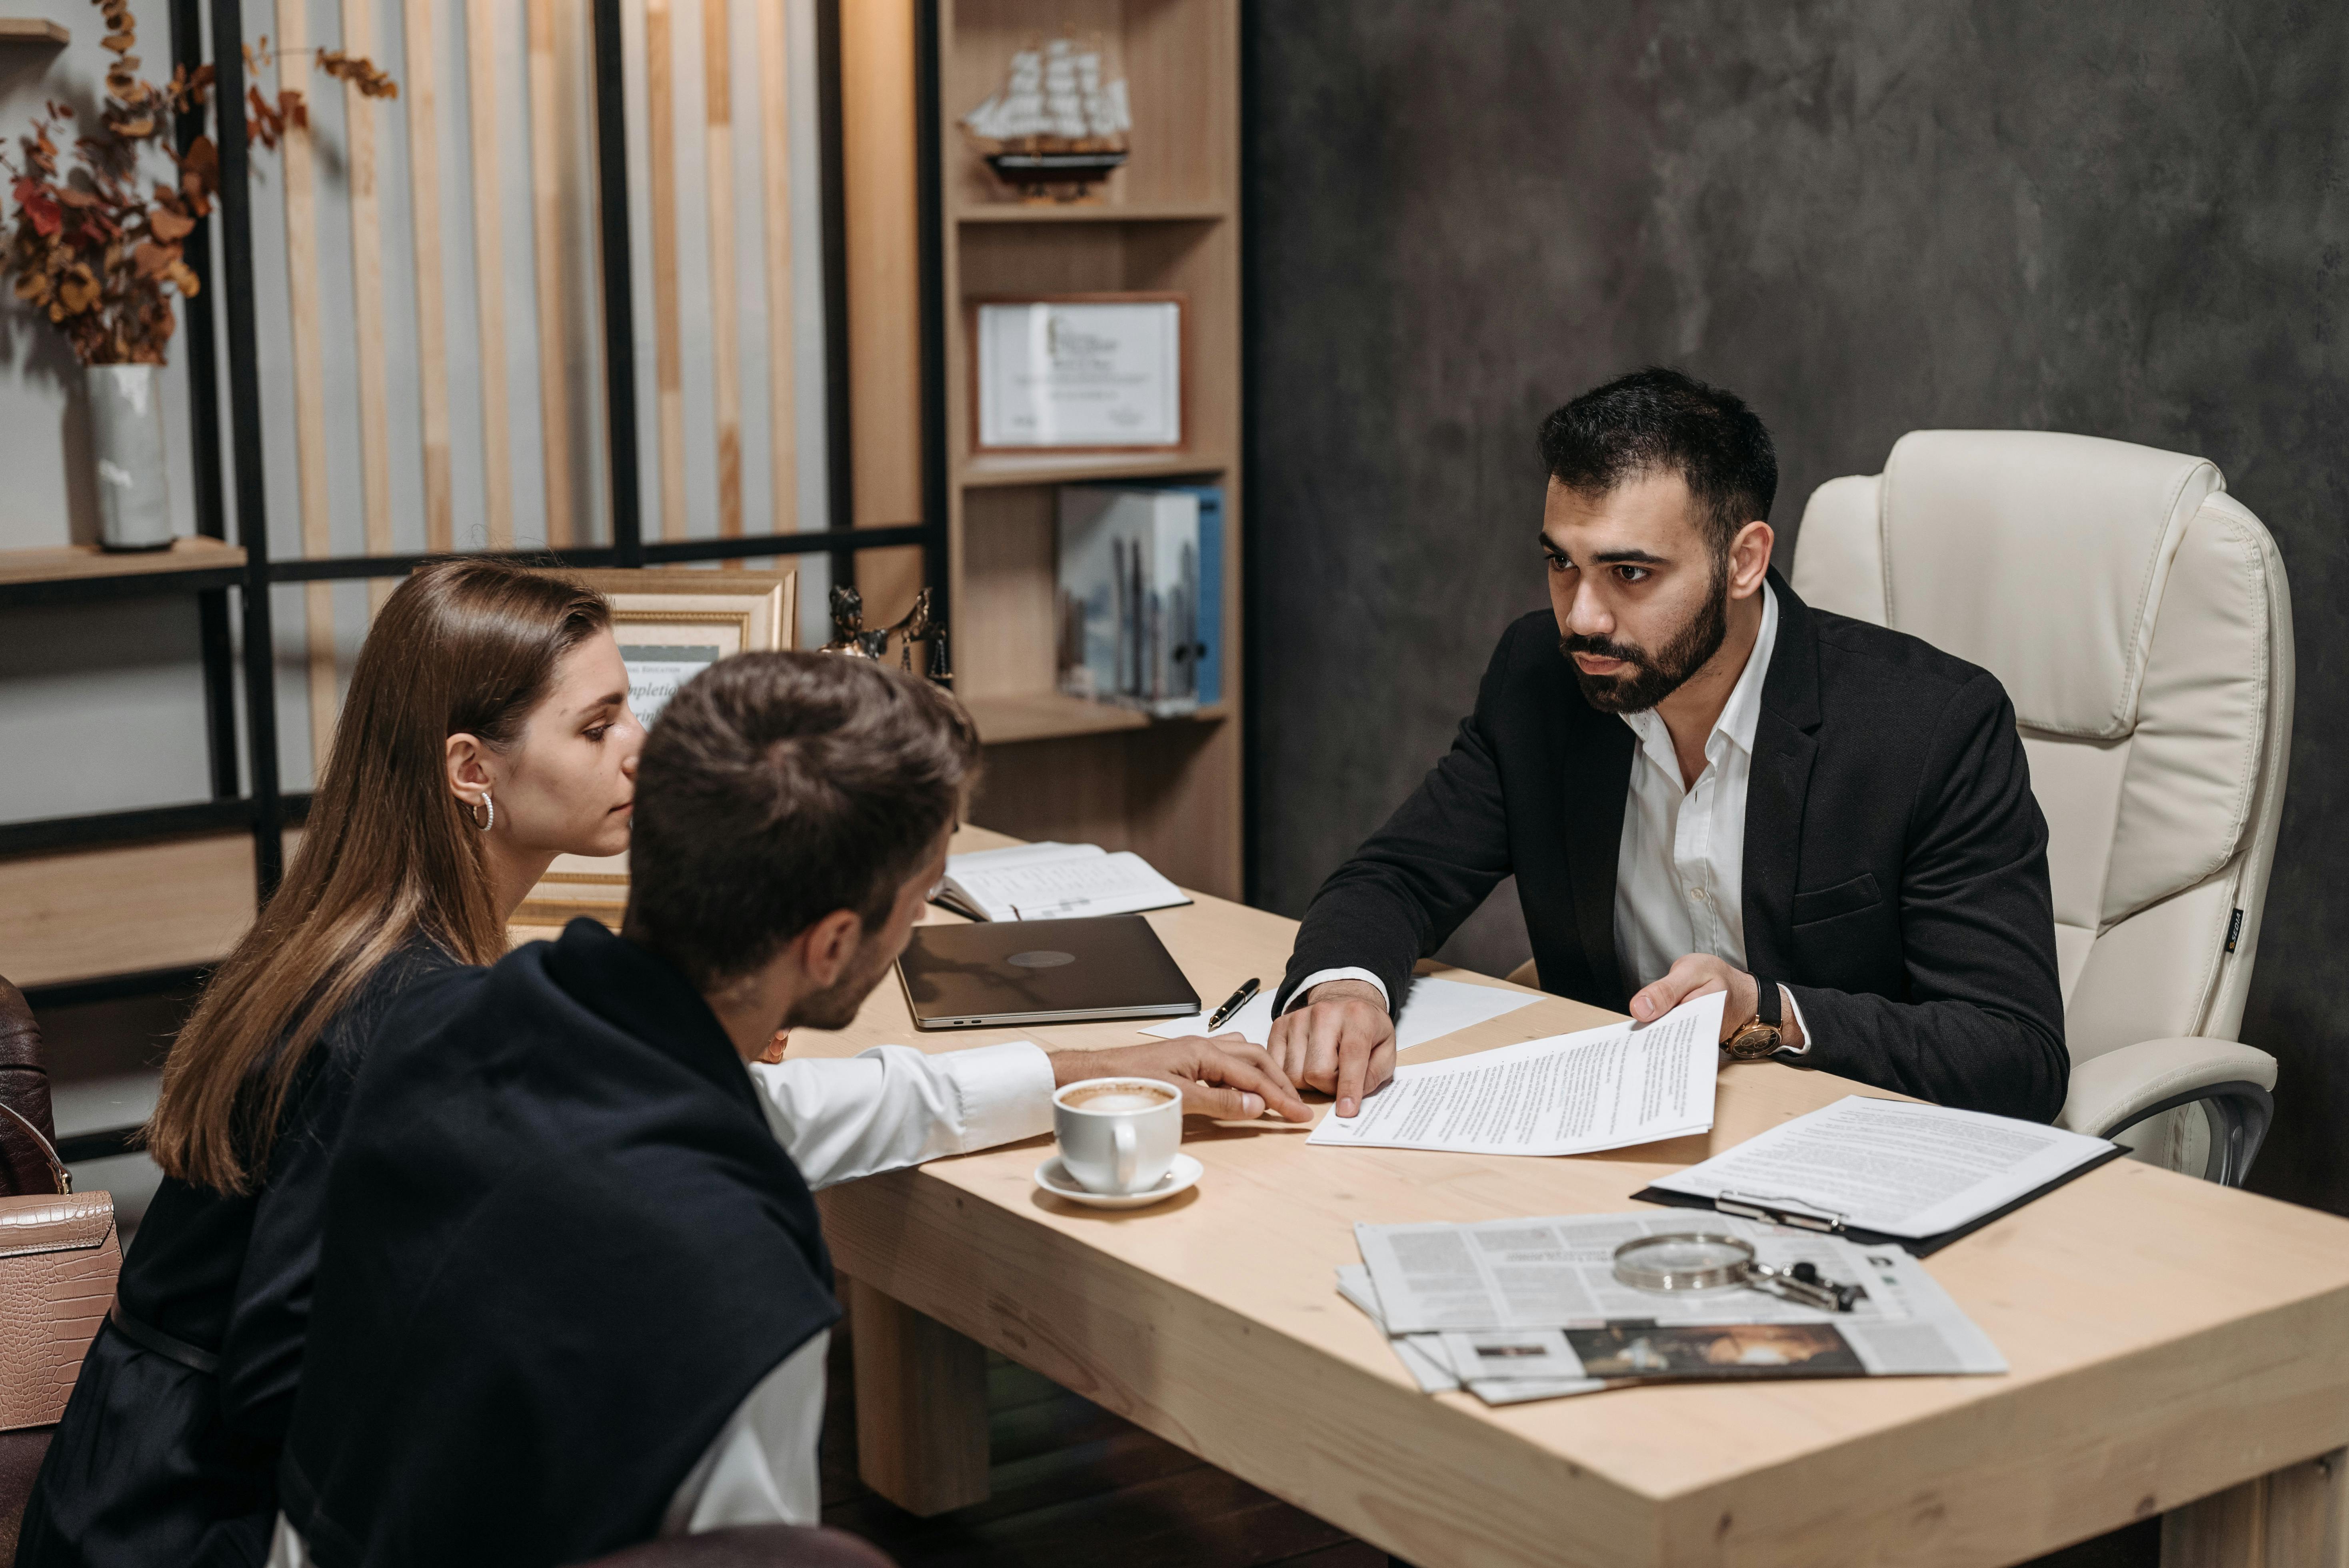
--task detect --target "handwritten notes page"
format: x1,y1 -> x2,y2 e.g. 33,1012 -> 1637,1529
1307,991 -> 1723,1157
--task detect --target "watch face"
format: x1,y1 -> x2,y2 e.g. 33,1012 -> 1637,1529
1726,1023 -> 1781,1061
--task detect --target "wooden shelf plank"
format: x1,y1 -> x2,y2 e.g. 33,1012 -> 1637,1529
954,200 -> 1227,225
962,691 -> 1149,745
959,450 -> 1231,490
962,691 -> 1230,747
0,18 -> 69,44
0,536 -> 244,587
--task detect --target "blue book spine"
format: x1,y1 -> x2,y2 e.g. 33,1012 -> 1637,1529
1160,484 -> 1222,707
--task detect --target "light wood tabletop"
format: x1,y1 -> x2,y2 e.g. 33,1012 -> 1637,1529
526,825 -> 2349,1566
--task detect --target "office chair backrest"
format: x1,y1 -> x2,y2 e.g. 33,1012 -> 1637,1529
1791,430 -> 2295,1068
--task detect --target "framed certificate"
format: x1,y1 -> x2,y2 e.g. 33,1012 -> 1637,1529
973,293 -> 1184,451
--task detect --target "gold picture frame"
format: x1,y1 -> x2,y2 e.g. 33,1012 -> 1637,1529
516,567 -> 797,930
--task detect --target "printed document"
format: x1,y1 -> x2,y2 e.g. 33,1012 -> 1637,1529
935,841 -> 1189,922
1305,991 -> 1722,1156
1144,974 -> 1538,1051
1647,1095 -> 2118,1239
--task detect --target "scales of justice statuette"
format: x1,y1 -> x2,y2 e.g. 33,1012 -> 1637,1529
818,584 -> 954,689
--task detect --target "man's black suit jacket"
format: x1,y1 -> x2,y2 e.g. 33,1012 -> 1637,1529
1276,573 -> 2069,1123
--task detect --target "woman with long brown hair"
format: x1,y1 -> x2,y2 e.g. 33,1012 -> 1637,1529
20,558 -> 644,1568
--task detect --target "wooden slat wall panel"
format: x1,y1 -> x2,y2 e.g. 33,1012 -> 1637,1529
841,0 -> 925,618
755,0 -> 796,534
702,0 -> 742,536
403,0 -> 455,552
464,0 -> 514,548
525,0 -> 576,547
344,0 -> 396,616
645,0 -> 688,542
274,0 -> 340,771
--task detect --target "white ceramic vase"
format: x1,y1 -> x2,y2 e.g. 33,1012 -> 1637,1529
87,363 -> 175,552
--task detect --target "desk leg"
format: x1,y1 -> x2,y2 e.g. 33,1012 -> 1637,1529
2162,1448 -> 2349,1568
846,1276 -> 991,1516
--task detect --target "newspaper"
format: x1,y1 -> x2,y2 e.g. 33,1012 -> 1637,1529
1339,1211 -> 2004,1406
1307,991 -> 1721,1157
1353,1211 -> 1912,1333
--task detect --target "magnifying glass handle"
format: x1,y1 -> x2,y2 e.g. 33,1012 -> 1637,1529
1748,1261 -> 1865,1313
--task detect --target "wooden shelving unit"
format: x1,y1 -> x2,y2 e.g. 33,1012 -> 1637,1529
937,0 -> 1243,900
0,18 -> 70,46
0,536 -> 244,587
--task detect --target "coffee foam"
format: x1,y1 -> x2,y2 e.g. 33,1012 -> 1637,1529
1063,1082 -> 1175,1111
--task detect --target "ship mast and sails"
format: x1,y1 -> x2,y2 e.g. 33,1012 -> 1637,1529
963,35 -> 1132,199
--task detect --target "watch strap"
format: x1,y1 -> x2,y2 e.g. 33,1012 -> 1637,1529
1755,977 -> 1781,1029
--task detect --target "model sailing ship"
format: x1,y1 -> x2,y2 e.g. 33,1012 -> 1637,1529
962,35 -> 1132,200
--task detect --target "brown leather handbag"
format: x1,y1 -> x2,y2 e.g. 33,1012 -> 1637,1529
0,1103 -> 118,1430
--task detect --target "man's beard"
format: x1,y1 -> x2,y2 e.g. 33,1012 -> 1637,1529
784,931 -> 898,1031
1560,565 -> 1731,715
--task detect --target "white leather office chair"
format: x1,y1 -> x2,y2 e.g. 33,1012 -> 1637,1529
1789,430 -> 2293,1183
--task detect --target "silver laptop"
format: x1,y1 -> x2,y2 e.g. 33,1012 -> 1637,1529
895,915 -> 1200,1029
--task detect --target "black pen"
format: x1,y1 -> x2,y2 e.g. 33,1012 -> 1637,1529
1207,977 -> 1261,1031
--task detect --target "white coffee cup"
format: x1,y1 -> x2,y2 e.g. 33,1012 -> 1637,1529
1052,1078 -> 1182,1195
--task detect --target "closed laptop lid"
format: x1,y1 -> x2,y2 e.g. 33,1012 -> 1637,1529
896,915 -> 1199,1029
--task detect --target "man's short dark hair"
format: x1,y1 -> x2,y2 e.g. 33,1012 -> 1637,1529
624,652 -> 981,989
1536,367 -> 1778,556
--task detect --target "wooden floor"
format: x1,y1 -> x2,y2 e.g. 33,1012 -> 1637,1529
814,1303 -> 2156,1568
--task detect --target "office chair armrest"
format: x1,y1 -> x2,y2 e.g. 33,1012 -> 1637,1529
2057,1037 -> 2279,1186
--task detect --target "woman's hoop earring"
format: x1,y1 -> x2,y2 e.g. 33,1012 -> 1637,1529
470,792 -> 495,832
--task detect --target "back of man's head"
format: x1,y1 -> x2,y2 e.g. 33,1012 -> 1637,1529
1537,366 -> 1778,557
624,652 -> 980,989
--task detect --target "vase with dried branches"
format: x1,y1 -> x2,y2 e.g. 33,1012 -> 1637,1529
0,0 -> 394,550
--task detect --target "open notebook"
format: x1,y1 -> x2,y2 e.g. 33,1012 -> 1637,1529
933,841 -> 1190,923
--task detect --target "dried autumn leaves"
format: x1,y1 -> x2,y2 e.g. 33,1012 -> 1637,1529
1,0 -> 396,366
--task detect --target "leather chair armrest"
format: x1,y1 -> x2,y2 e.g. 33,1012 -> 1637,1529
2058,1037 -> 2278,1186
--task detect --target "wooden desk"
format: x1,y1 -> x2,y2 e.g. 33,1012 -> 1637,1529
540,827 -> 2349,1566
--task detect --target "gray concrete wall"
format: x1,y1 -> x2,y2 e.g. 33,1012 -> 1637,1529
1243,2 -> 2349,1212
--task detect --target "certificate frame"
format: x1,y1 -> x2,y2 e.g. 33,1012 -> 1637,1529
517,567 -> 796,928
969,292 -> 1187,454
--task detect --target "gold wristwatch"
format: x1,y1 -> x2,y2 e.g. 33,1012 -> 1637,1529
1723,979 -> 1784,1061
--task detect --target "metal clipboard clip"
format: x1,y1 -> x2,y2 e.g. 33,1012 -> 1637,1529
1714,1190 -> 1850,1234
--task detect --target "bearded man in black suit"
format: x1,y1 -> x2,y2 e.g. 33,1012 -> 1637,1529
1270,368 -> 2065,1124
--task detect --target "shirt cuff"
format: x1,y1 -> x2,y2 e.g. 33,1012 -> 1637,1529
1775,985 -> 1813,1056
931,1040 -> 1057,1150
1283,967 -> 1390,1015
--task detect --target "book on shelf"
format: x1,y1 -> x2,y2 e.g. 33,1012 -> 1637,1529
932,841 -> 1189,923
1055,483 -> 1223,717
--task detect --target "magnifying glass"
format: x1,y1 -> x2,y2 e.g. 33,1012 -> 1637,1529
1611,1232 -> 1868,1313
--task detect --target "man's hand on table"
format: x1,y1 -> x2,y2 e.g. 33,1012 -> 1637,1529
1055,1037 -> 1312,1123
1267,979 -> 1395,1119
1627,955 -> 1805,1050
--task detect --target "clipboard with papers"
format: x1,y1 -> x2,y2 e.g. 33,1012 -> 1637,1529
1630,1094 -> 2128,1257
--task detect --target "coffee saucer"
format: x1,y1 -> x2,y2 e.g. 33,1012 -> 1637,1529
1034,1153 -> 1203,1210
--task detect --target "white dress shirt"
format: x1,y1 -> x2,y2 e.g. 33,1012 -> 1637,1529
1291,585 -> 1807,1049
266,1040 -> 1057,1567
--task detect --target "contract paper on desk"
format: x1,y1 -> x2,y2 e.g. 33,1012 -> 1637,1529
1142,974 -> 1538,1051
1647,1094 -> 2119,1239
1304,990 -> 1722,1156
1337,1212 -> 2004,1406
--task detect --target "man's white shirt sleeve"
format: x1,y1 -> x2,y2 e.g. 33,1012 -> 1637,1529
1281,967 -> 1390,1014
746,1041 -> 1056,1189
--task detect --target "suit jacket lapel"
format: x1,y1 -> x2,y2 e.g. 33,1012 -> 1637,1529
1743,570 -> 1823,982
1554,695 -> 1634,1010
